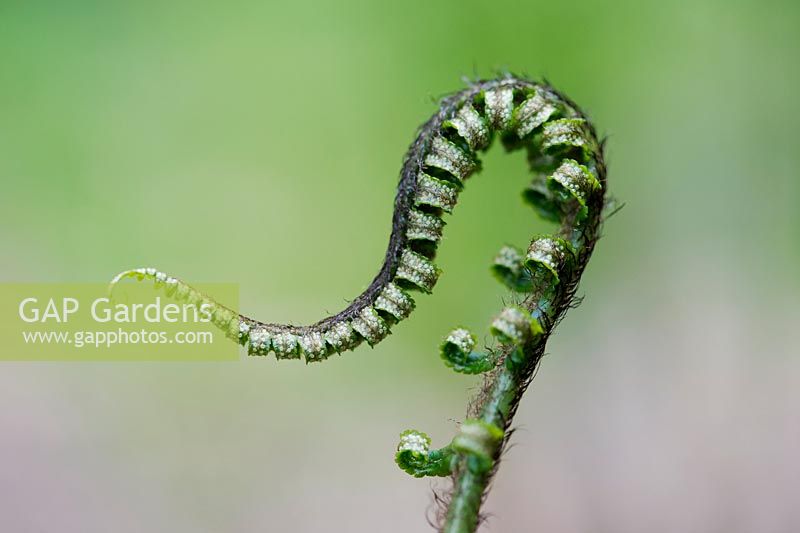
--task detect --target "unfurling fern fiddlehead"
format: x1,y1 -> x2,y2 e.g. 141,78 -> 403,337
112,75 -> 607,533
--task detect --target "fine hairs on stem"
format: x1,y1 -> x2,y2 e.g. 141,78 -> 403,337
112,75 -> 608,532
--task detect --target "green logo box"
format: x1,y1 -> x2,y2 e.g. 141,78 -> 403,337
0,282 -> 240,361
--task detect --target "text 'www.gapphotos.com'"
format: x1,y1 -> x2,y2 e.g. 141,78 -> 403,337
21,329 -> 214,348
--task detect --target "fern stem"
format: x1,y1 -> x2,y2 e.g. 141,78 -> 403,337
444,361 -> 527,532
443,205 -> 603,531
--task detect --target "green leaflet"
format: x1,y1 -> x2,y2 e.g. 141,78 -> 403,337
440,328 -> 496,374
525,236 -> 576,284
424,136 -> 477,184
394,249 -> 440,293
548,159 -> 601,220
406,209 -> 445,243
444,104 -> 491,151
512,88 -> 560,138
395,420 -> 503,478
395,430 -> 456,478
416,173 -> 459,212
373,282 -> 415,321
522,174 -> 563,223
491,245 -> 533,292
490,306 -> 543,344
541,118 -> 592,152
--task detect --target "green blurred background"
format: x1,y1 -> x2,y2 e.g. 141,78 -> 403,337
1,0 -> 798,531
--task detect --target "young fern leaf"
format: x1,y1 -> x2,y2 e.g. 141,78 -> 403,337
489,306 -> 543,345
490,245 -> 533,292
525,236 -> 576,284
111,75 -> 608,532
548,159 -> 601,220
395,430 -> 456,478
440,328 -> 495,375
395,420 -> 504,479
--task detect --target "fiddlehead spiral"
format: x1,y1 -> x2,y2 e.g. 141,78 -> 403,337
395,430 -> 456,478
112,75 -> 607,532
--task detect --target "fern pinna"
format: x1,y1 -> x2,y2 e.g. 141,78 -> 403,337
113,75 -> 607,533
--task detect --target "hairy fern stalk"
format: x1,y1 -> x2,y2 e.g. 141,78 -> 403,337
113,75 -> 607,532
